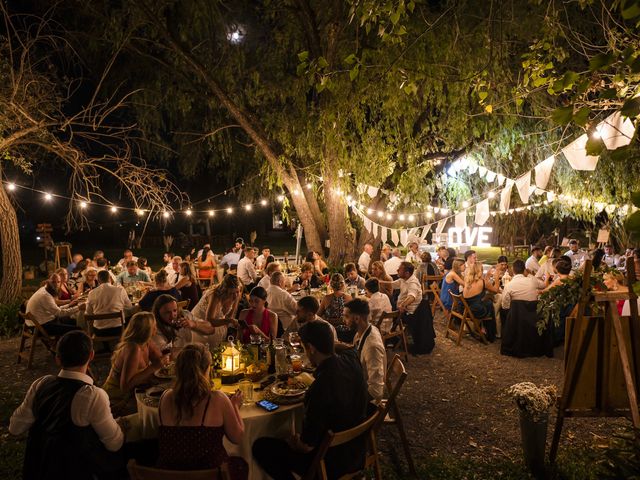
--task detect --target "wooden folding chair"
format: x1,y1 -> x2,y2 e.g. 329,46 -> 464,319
375,311 -> 409,363
301,409 -> 382,480
85,311 -> 125,357
446,293 -> 490,345
176,299 -> 190,310
127,459 -> 230,480
17,312 -> 60,369
377,354 -> 416,477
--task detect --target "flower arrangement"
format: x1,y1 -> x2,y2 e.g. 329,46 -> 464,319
508,382 -> 557,422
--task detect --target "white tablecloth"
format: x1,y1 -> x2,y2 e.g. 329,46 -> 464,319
131,384 -> 303,480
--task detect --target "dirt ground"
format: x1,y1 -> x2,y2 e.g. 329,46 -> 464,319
0,312 -> 628,476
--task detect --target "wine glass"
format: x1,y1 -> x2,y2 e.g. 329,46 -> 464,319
288,332 -> 301,353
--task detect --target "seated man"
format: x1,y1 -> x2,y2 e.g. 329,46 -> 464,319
237,247 -> 258,290
293,262 -> 324,289
258,261 -> 280,289
116,260 -> 151,286
253,321 -> 368,480
525,246 -> 543,274
220,248 -> 241,270
255,246 -> 271,270
266,271 -> 298,331
344,263 -> 366,290
26,273 -> 84,336
501,259 -> 543,312
9,331 -> 125,479
384,248 -> 403,278
365,278 -> 392,327
117,249 -> 138,268
286,295 -> 337,339
167,256 -> 183,286
94,257 -> 117,283
343,298 -> 386,404
86,270 -> 134,337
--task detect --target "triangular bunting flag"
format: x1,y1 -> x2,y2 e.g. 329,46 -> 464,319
477,166 -> 487,178
380,226 -> 388,243
467,162 -> 478,174
391,229 -> 399,246
420,225 -> 431,241
455,210 -> 467,229
496,174 -> 506,186
562,134 -> 599,171
534,155 -> 555,190
400,229 -> 409,247
515,171 -> 532,203
474,199 -> 490,226
599,111 -> 636,150
436,219 -> 447,235
363,217 -> 372,233
367,186 -> 380,198
500,180 -> 514,212
485,170 -> 497,182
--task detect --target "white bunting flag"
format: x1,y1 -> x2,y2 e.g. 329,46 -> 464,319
436,219 -> 447,235
380,226 -> 389,243
467,162 -> 478,174
455,210 -> 467,229
500,180 -> 514,212
400,229 -> 409,247
420,225 -> 431,241
562,134 -> 599,171
367,186 -> 380,198
496,174 -> 506,186
357,183 -> 367,195
546,192 -> 556,202
372,223 -> 379,239
477,166 -> 487,178
485,170 -> 497,183
515,171 -> 532,203
474,198 -> 490,226
598,111 -> 636,150
363,216 -> 372,233
391,229 -> 399,246
534,155 -> 555,190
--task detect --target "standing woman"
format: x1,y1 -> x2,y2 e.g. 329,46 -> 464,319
103,312 -> 167,416
238,287 -> 278,343
203,274 -> 243,346
157,344 -> 247,478
369,261 -> 393,298
176,262 -> 200,309
317,273 -> 353,326
196,246 -> 217,282
462,263 -> 499,341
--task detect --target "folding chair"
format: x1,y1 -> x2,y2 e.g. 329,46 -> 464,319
446,293 -> 490,345
85,311 -> 125,357
17,312 -> 59,369
301,408 -> 382,480
375,311 -> 409,363
378,354 -> 416,477
177,299 -> 190,310
127,459 -> 230,480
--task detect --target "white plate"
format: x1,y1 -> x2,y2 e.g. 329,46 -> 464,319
270,380 -> 307,398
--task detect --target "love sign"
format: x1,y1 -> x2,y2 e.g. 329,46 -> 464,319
447,227 -> 492,247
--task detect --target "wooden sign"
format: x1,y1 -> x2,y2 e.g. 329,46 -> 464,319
596,229 -> 610,244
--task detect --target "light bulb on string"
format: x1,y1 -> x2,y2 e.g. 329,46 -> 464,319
245,204 -> 252,211
110,206 -> 118,213
277,195 -> 284,202
162,211 -> 170,219
462,201 -> 470,208
44,193 -> 52,201
208,210 -> 215,216
408,214 -> 415,222
260,199 -> 267,206
79,201 -> 87,209
386,213 -> 393,220
367,208 -> 373,215
227,207 -> 233,214
398,214 -> 405,221
7,183 -> 16,191
377,211 -> 384,218
440,208 -> 448,215
136,209 -> 145,216
185,209 -> 193,216
306,183 -> 313,190
426,212 -> 434,219
488,191 -> 496,199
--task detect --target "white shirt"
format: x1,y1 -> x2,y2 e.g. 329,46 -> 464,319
354,325 -> 387,403
9,370 -> 123,452
237,257 -> 257,286
357,251 -> 371,274
256,254 -> 268,270
94,267 -> 117,284
258,275 -> 271,290
525,255 -> 541,274
603,253 -> 621,268
86,283 -> 132,328
384,256 -> 402,276
501,274 -> 543,310
266,285 -> 298,330
368,292 -> 392,321
26,287 -> 80,326
565,249 -> 587,267
167,270 -> 184,287
392,275 -> 422,314
535,261 -> 554,281
117,256 -> 138,268
405,251 -> 420,263
190,289 -> 212,320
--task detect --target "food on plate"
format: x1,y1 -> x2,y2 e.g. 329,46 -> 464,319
156,362 -> 175,378
295,372 -> 315,387
271,379 -> 307,396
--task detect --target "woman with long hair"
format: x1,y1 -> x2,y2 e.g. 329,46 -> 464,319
462,263 -> 499,341
77,268 -> 99,296
238,286 -> 278,343
369,260 -> 393,298
440,258 -> 465,311
317,273 -> 353,326
157,344 -> 246,477
196,246 -> 217,281
69,259 -> 88,291
103,312 -> 166,416
305,251 -> 328,276
54,268 -> 75,304
176,262 -> 200,309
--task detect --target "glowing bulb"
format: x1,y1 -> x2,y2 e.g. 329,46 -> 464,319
346,195 -> 353,203
79,201 -> 87,209
227,207 -> 233,214
44,193 -> 52,201
293,189 -> 300,196
110,206 -> 118,213
260,199 -> 267,206
208,210 -> 215,216
591,125 -> 603,139
426,212 -> 434,219
440,208 -> 449,215
399,214 -> 406,221
162,211 -> 169,218
277,195 -> 285,202
377,211 -> 384,218
462,201 -> 470,208
367,208 -> 373,215
386,213 -> 393,220
137,209 -> 145,216
306,183 -> 313,190
408,214 -> 415,222
488,191 -> 496,199
185,209 -> 192,216
433,207 -> 439,214
7,183 -> 16,191
245,204 -> 252,211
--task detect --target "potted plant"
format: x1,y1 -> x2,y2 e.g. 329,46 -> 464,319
508,382 -> 557,477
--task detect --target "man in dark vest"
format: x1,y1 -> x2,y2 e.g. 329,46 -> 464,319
10,330 -> 125,479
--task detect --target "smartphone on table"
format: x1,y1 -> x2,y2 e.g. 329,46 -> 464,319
256,399 -> 279,412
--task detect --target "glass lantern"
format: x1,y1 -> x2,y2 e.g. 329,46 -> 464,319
221,337 -> 241,376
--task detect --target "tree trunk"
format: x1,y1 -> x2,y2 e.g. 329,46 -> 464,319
322,171 -> 356,265
0,168 -> 23,305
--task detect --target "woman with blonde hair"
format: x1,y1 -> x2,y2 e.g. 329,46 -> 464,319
157,344 -> 247,477
462,262 -> 499,341
54,268 -> 75,304
317,273 -> 353,326
103,312 -> 167,416
176,261 -> 200,309
440,258 -> 465,311
369,260 -> 393,297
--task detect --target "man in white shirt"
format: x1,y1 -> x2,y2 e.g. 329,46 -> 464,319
94,258 -> 117,283
258,262 -> 281,290
237,247 -> 258,289
86,271 -> 134,333
357,243 -> 373,276
565,239 -> 586,267
220,248 -> 241,269
256,247 -> 271,270
167,256 -> 183,286
116,249 -> 138,268
10,331 -> 125,478
603,244 -> 621,268
392,262 -> 423,315
26,273 -> 84,335
364,278 -> 392,327
405,241 -> 420,263
501,260 -> 543,310
266,271 -> 298,331
162,251 -> 175,272
344,298 -> 386,403
384,248 -> 403,277
525,246 -> 543,274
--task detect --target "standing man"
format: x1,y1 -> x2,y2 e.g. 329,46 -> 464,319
525,246 -> 543,274
237,247 -> 258,290
384,248 -> 403,278
10,331 -> 125,479
357,243 -> 374,276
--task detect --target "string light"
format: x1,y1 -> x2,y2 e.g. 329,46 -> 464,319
79,201 -> 87,209
440,208 -> 449,215
7,183 -> 16,191
408,214 -> 415,222
462,201 -> 470,208
244,204 -> 252,211
185,209 -> 192,216
398,214 -> 405,221
208,210 -> 215,216
162,211 -> 170,218
260,199 -> 267,206
306,183 -> 313,190
226,207 -> 233,214
136,209 -> 145,216
44,193 -> 52,201
110,206 -> 118,213
386,213 -> 393,220
277,195 -> 285,202
367,208 -> 373,215
377,211 -> 384,218
488,191 -> 496,199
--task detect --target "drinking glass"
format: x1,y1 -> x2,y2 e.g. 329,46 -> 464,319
290,354 -> 302,373
288,332 -> 301,352
210,370 -> 222,391
238,379 -> 253,405
273,338 -> 287,375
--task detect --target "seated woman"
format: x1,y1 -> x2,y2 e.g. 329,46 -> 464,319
157,344 -> 247,478
137,257 -> 154,282
238,286 -> 278,343
370,260 -> 393,298
103,312 -> 167,416
462,263 -> 499,342
440,258 -> 465,312
176,262 -> 200,309
54,268 -> 76,305
541,259 -> 573,345
196,246 -> 217,281
305,251 -> 328,276
69,259 -> 88,291
138,270 -> 181,312
318,273 -> 353,327
152,294 -> 215,353
77,268 -> 99,296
